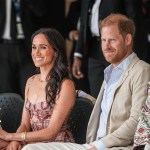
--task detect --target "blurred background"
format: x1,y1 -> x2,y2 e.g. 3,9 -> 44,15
0,0 -> 149,98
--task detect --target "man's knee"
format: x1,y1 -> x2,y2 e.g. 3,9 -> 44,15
21,142 -> 87,150
21,144 -> 36,150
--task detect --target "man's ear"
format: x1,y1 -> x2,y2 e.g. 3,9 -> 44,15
125,34 -> 132,46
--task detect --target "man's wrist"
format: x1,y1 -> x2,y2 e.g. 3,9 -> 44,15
92,140 -> 106,150
74,52 -> 82,58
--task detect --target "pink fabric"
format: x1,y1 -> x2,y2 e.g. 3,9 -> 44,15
25,99 -> 74,142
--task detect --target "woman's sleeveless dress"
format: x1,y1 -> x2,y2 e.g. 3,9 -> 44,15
25,99 -> 74,142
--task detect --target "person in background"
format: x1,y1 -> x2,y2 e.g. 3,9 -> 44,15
19,14 -> 150,150
0,0 -> 49,96
0,0 -> 66,96
72,0 -> 147,98
133,82 -> 150,150
65,0 -> 81,65
65,0 -> 90,94
25,0 -> 66,37
142,0 -> 150,63
0,28 -> 75,150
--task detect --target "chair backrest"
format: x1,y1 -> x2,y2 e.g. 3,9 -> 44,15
67,94 -> 94,144
0,93 -> 24,132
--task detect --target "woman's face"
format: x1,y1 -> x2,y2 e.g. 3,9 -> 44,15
31,34 -> 55,69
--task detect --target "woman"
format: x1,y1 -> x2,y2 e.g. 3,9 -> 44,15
0,28 -> 75,150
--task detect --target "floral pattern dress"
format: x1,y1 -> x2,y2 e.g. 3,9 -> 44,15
25,99 -> 74,142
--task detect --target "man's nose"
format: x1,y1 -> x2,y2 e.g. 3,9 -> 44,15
105,41 -> 111,49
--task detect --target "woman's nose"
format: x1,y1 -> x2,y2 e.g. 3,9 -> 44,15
35,48 -> 41,55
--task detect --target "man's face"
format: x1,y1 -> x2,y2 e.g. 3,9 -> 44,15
101,24 -> 132,67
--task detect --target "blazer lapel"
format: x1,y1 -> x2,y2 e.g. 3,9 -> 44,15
115,55 -> 140,91
106,55 -> 140,126
86,81 -> 105,143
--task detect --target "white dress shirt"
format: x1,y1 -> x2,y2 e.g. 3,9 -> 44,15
3,0 -> 11,40
74,0 -> 101,58
3,0 -> 24,40
90,0 -> 101,37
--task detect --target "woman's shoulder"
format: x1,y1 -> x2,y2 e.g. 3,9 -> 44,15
59,79 -> 75,96
61,78 -> 75,88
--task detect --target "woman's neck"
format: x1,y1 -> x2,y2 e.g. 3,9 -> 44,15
39,65 -> 52,82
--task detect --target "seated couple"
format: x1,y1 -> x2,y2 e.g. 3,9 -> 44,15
0,13 -> 150,150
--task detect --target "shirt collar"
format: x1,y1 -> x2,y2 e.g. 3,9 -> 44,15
104,52 -> 136,82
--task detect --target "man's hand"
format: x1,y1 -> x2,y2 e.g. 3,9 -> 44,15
70,30 -> 79,41
72,57 -> 84,79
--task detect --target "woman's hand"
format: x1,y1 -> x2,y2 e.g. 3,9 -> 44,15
6,141 -> 22,150
0,128 -> 8,140
0,139 -> 9,149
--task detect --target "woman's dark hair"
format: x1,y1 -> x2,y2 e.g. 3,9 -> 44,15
31,28 -> 70,107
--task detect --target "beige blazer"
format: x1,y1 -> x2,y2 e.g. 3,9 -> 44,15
86,55 -> 150,148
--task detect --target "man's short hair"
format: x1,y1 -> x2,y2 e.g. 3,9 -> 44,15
99,13 -> 135,38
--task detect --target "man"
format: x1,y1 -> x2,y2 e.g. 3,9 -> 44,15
65,0 -> 90,94
72,0 -> 146,98
0,0 -> 37,96
22,14 -> 150,150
